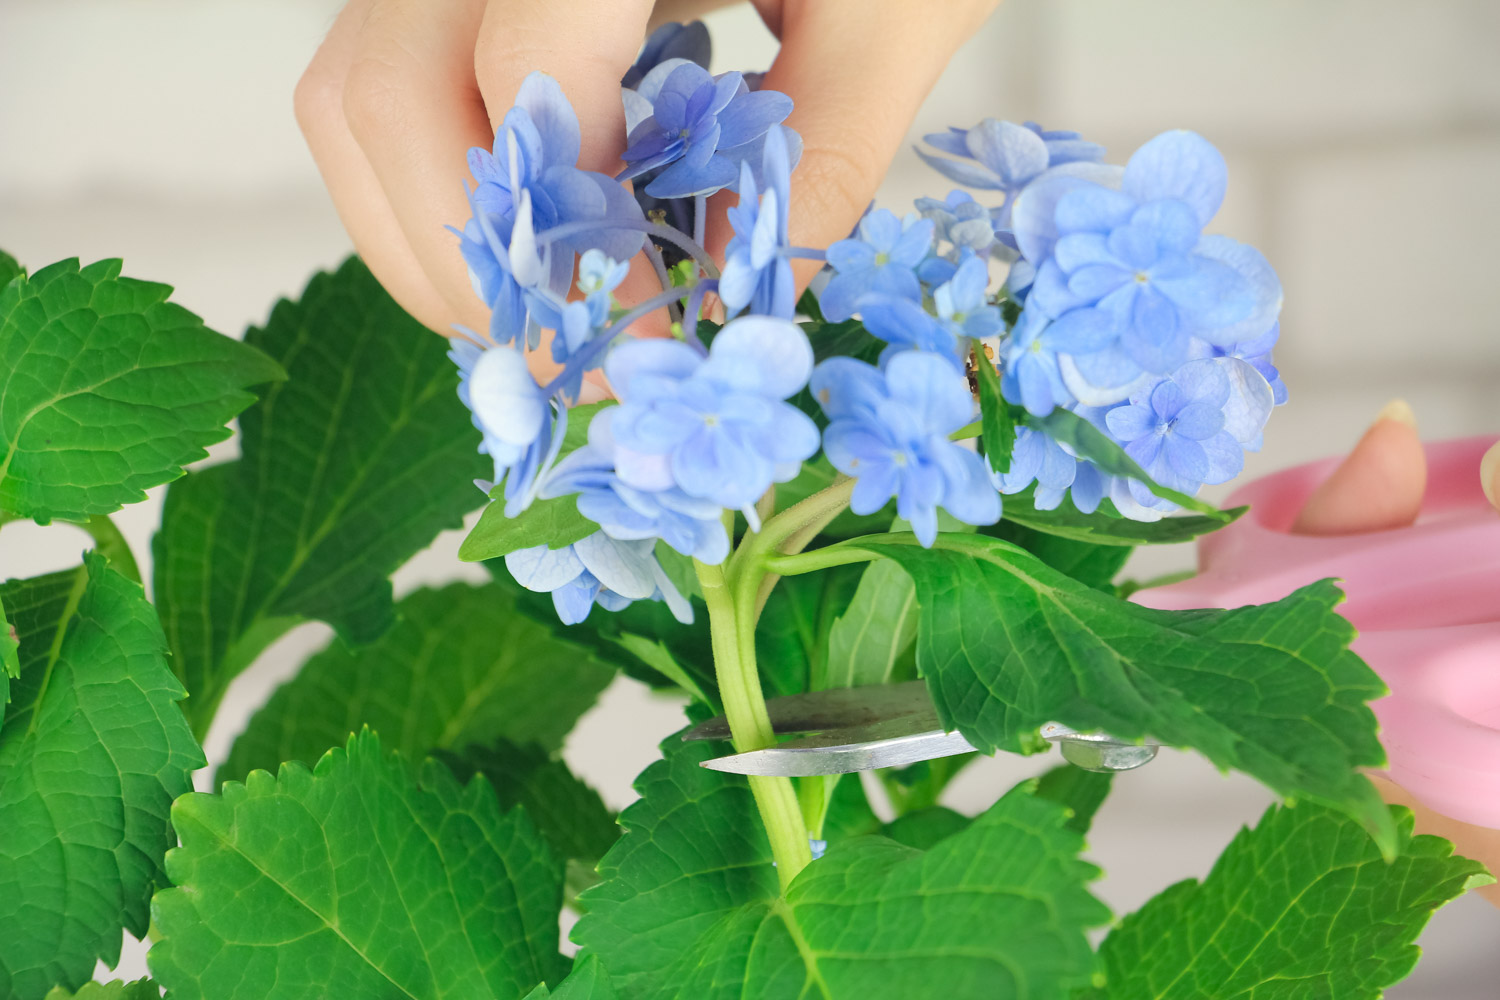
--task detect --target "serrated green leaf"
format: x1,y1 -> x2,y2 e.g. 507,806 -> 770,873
974,341 -> 1017,475
756,563 -> 864,696
1001,486 -> 1244,547
1024,407 -> 1230,519
0,258 -> 283,523
836,532 -> 1396,853
43,980 -> 159,1000
1094,804 -> 1490,999
0,553 -> 204,1000
150,731 -> 567,1000
573,737 -> 1108,999
984,518 -> 1133,592
436,739 -> 617,880
523,955 -> 619,1000
823,559 -> 919,691
152,257 -> 490,730
459,403 -> 615,561
219,581 -> 612,784
0,250 -> 22,288
1033,765 -> 1113,836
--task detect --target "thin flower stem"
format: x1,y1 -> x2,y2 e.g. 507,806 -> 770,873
643,242 -> 683,326
784,247 -> 827,261
694,193 -> 708,249
694,557 -> 812,892
532,219 -> 721,279
542,286 -> 691,397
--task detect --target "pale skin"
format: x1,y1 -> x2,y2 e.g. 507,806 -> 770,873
297,0 -> 1500,901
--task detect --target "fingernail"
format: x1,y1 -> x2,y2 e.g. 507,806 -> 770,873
1375,398 -> 1417,429
1482,440 -> 1499,510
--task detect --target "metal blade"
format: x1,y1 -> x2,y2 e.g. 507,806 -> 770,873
681,680 -> 937,742
701,724 -> 977,776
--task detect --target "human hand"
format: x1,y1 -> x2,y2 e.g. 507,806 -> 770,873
295,0 -> 998,370
1293,404 -> 1500,904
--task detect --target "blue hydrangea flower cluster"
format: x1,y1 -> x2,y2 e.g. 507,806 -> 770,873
448,21 -> 1288,624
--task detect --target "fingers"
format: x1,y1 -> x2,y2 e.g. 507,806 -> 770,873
474,0 -> 655,175
296,0 -> 457,331
705,0 -> 998,272
342,0 -> 496,333
1291,400 -> 1427,535
1482,439 -> 1500,513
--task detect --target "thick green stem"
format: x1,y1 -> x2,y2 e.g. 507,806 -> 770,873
735,477 -> 856,624
695,557 -> 812,891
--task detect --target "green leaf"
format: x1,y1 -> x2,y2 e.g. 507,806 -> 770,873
974,340 -> 1017,475
573,737 -> 1108,999
435,739 -> 617,874
0,590 -> 18,707
0,250 -> 22,288
219,581 -> 613,784
150,731 -> 568,1000
823,559 -> 919,690
838,532 -> 1397,853
0,553 -> 204,1000
152,257 -> 490,730
43,980 -> 160,1000
881,805 -> 970,850
1033,765 -> 1114,836
523,956 -> 619,1000
795,288 -> 825,323
460,403 -> 615,561
983,518 -> 1133,592
755,563 -> 863,696
607,631 -> 711,705
1094,804 -> 1492,999
491,565 -> 720,706
1001,486 -> 1244,547
0,258 -> 283,523
1024,407 -> 1230,519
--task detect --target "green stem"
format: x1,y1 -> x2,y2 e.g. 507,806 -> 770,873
734,477 -> 856,624
695,557 -> 812,891
764,544 -> 880,578
797,774 -> 839,840
80,515 -> 141,585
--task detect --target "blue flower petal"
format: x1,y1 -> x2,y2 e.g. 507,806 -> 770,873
1122,130 -> 1226,228
716,89 -> 793,147
515,72 -> 582,169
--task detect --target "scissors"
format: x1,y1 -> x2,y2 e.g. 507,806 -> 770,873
682,679 -> 1157,775
688,435 -> 1500,831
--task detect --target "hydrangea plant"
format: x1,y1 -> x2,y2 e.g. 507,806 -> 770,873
0,22 -> 1488,1000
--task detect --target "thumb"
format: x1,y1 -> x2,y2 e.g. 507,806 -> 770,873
1291,399 -> 1427,535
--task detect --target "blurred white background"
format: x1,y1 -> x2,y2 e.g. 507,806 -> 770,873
1,0 -> 1497,995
